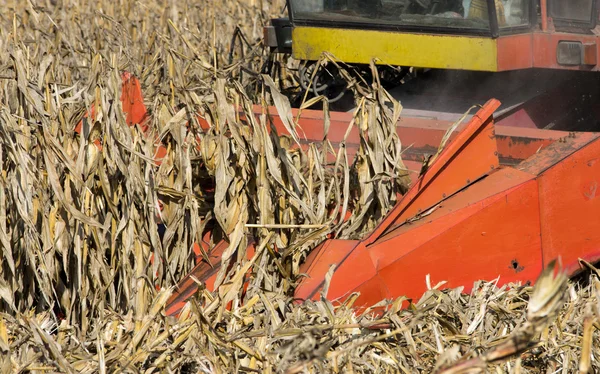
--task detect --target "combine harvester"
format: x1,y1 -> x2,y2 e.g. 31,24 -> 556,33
113,0 -> 600,315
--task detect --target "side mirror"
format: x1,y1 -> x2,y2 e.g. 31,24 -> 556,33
264,18 -> 293,54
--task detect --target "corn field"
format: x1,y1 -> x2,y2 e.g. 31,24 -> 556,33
0,0 -> 599,373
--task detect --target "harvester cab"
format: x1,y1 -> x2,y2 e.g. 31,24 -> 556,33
267,0 -> 598,72
265,0 -> 600,128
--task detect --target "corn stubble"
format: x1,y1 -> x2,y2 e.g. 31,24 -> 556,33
0,0 -> 598,373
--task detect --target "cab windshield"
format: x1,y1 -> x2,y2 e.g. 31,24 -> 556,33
289,0 -> 531,33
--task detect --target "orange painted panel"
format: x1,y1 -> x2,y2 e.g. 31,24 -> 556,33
120,71 -> 149,128
321,167 -> 541,309
295,239 -> 359,302
379,101 -> 501,234
372,200 -> 488,272
532,33 -> 600,71
74,72 -> 148,135
165,239 -> 256,316
519,132 -> 600,176
249,102 -> 575,169
322,245 -> 379,305
497,34 -> 534,71
165,240 -> 228,316
347,275 -> 389,310
495,108 -> 538,129
398,121 -> 497,221
496,126 -> 569,140
371,179 -> 542,307
538,137 -> 600,275
495,135 -> 555,163
375,167 -> 536,254
494,31 -> 600,71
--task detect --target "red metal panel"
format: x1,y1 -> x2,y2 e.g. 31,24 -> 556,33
346,275 -> 389,310
295,239 -> 359,302
319,245 -> 378,304
536,137 -> 600,275
83,71 -> 600,317
376,167 -> 536,246
296,101 -> 504,303
366,100 -> 501,244
326,176 -> 543,309
403,160 -> 424,183
495,135 -> 555,164
490,32 -> 600,72
497,34 -> 534,71
518,133 -> 600,175
584,43 -> 598,65
74,72 -> 148,135
495,108 -> 538,129
496,126 -> 569,140
247,102 -> 576,168
297,123 -> 546,305
120,71 -> 149,128
397,119 -> 498,222
398,125 -> 569,165
532,32 -> 600,71
165,240 -> 256,316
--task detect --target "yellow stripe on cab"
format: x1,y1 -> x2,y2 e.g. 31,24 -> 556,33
292,26 -> 499,72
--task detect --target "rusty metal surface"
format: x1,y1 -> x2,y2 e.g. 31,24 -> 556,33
518,132 -> 600,175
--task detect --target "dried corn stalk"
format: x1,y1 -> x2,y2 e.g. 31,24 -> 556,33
0,0 -> 599,373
